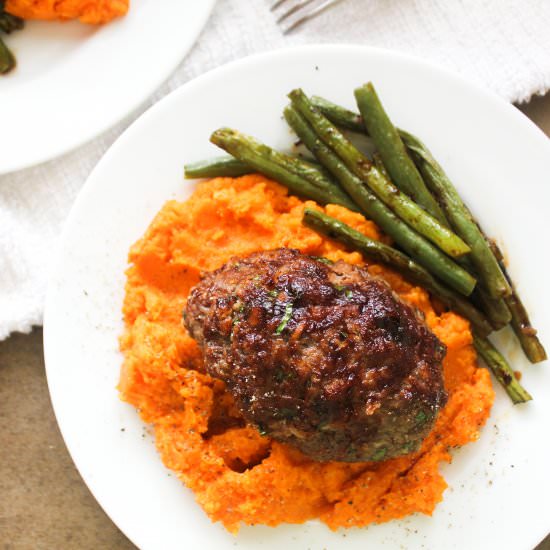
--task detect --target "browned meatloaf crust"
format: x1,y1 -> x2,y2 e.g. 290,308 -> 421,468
184,248 -> 447,462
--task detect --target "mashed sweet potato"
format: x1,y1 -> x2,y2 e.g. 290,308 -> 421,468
6,0 -> 128,23
119,175 -> 494,533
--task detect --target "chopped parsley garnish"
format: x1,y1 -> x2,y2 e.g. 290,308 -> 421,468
333,284 -> 353,298
371,447 -> 387,461
275,303 -> 294,334
415,410 -> 427,425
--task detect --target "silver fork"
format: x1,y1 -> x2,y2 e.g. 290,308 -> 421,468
271,0 -> 344,34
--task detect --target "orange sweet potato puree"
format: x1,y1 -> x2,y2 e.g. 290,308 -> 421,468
6,0 -> 128,23
119,175 -> 494,533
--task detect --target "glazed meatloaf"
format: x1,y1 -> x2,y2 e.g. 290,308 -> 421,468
184,248 -> 447,462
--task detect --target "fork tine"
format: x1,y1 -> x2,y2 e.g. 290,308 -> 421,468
277,0 -> 316,24
271,0 -> 289,11
282,0 -> 343,33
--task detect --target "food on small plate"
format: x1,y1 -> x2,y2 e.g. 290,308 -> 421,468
1,0 -> 128,75
184,248 -> 447,463
119,81 -> 544,532
5,0 -> 128,23
0,1 -> 23,74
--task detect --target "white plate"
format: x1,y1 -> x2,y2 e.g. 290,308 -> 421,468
44,45 -> 550,550
0,0 -> 215,174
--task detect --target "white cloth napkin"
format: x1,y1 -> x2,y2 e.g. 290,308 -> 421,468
2,0 -> 550,340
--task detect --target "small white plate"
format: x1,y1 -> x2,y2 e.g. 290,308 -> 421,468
44,45 -> 550,550
0,0 -> 215,174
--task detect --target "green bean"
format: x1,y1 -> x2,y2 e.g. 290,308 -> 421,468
372,151 -> 470,257
0,35 -> 15,74
361,158 -> 471,258
473,287 -> 512,331
401,130 -> 512,299
473,334 -> 532,404
310,95 -> 365,133
354,83 -> 448,224
0,11 -> 24,34
184,157 -> 252,178
372,152 -> 389,179
505,291 -> 547,363
210,128 -> 357,211
487,240 -> 547,362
